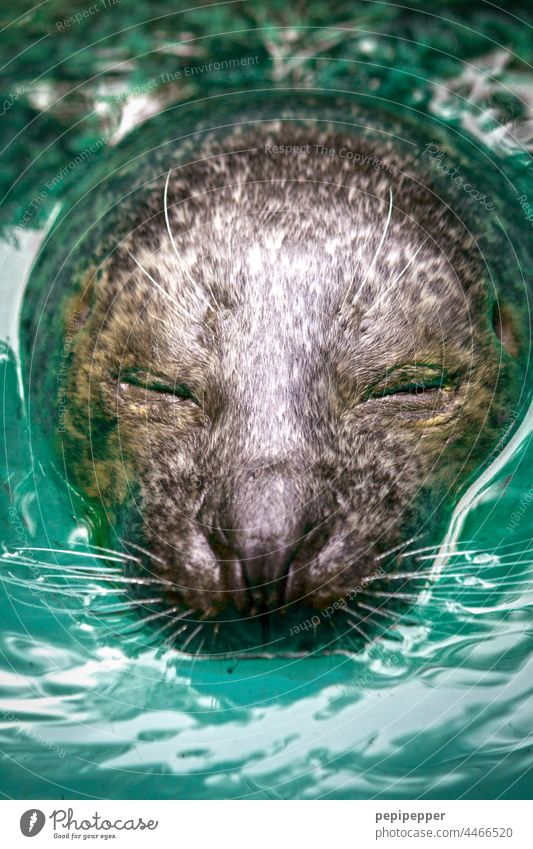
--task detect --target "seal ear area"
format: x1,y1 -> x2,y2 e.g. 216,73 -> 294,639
491,300 -> 520,358
61,268 -> 99,335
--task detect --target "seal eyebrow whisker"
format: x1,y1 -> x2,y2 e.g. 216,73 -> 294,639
128,251 -> 211,331
369,235 -> 429,313
342,185 -> 394,313
164,169 -> 220,310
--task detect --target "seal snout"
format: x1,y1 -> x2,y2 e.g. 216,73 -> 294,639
206,472 -> 311,614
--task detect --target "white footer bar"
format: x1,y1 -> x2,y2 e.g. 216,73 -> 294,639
3,799 -> 531,848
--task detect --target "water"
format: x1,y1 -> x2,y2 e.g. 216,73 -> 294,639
1,0 -> 533,799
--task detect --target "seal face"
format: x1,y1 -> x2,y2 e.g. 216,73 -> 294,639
47,123 -> 521,627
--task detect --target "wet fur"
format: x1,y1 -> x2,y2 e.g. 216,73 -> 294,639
38,123 -> 522,621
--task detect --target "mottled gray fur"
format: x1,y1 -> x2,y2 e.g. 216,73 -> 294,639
61,122 -> 518,621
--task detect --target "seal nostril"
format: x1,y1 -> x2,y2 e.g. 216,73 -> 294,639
212,525 -> 232,548
238,532 -> 309,614
240,551 -> 291,614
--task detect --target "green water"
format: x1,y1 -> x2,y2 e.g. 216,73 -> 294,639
1,0 -> 533,799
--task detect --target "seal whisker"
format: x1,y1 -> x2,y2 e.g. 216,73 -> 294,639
361,570 -> 434,583
357,600 -> 406,622
118,604 -> 192,633
180,623 -> 204,651
398,542 -> 480,555
88,597 -> 166,615
363,569 -> 481,582
65,542 -> 142,563
346,617 -> 373,642
21,572 -> 151,585
0,578 -> 113,598
74,574 -> 179,587
2,556 -> 122,574
148,607 -> 197,639
0,569 -> 108,589
344,604 -> 371,621
164,169 -> 220,310
398,544 -> 467,558
370,235 -> 430,313
415,553 -> 533,566
395,541 -> 484,558
364,590 -> 423,603
396,538 -> 531,559
10,547 -> 128,565
164,622 -> 190,646
414,550 -> 491,562
426,581 -> 532,594
329,618 -> 358,652
193,637 -> 206,658
372,533 -> 427,561
344,186 -> 394,311
121,539 -> 169,568
128,251 -> 212,330
3,568 -> 179,589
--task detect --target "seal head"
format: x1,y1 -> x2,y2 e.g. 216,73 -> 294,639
34,123 -> 525,627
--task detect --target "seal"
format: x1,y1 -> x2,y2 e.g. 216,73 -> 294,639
22,112 -> 528,640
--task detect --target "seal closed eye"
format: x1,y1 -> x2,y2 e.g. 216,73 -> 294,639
23,108 -> 527,650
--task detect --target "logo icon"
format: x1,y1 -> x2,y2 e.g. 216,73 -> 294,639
20,810 -> 46,837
